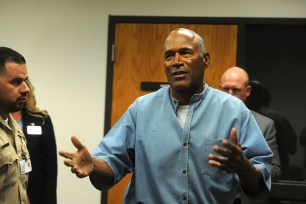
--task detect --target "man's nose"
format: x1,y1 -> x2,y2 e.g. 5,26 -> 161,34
172,53 -> 182,67
227,89 -> 234,95
21,81 -> 30,93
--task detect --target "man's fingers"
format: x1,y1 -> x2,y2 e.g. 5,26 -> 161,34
70,166 -> 89,178
71,136 -> 85,150
213,145 -> 231,157
230,128 -> 238,145
63,159 -> 74,167
59,150 -> 74,159
58,136 -> 84,159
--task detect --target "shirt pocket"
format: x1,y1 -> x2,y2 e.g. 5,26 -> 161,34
0,144 -> 19,186
202,139 -> 230,179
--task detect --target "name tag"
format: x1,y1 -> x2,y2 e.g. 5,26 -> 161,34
20,159 -> 32,174
27,125 -> 42,135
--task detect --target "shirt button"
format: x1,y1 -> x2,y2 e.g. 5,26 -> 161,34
183,170 -> 187,174
183,196 -> 187,200
183,143 -> 187,146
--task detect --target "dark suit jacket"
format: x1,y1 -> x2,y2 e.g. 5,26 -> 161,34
259,107 -> 297,168
251,110 -> 281,181
21,110 -> 57,204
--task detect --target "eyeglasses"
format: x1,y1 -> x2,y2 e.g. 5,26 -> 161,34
221,87 -> 242,95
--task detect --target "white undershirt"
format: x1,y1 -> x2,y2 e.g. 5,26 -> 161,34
4,118 -> 9,125
177,105 -> 189,128
15,119 -> 23,129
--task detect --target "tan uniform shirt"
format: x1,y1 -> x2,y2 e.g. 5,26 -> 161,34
0,115 -> 30,204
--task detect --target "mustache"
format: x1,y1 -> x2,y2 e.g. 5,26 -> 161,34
171,70 -> 189,75
17,93 -> 28,101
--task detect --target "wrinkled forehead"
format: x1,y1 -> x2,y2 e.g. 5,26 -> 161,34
221,77 -> 247,89
164,30 -> 196,51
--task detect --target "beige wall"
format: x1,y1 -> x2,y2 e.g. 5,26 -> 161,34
1,1 -> 306,203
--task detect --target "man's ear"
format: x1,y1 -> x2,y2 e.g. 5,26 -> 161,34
246,85 -> 252,97
203,52 -> 210,68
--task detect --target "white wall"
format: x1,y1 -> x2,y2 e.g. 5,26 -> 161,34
1,1 -> 306,203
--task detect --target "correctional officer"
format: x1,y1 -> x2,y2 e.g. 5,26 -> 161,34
0,47 -> 31,204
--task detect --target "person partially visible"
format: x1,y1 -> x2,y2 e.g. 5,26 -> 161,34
220,67 -> 281,204
220,67 -> 281,181
59,28 -> 272,203
0,47 -> 31,204
247,80 -> 298,180
11,79 -> 57,204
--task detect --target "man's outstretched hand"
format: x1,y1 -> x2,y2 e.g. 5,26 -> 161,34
59,136 -> 94,178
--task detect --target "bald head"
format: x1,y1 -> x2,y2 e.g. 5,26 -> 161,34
164,28 -> 207,56
220,67 -> 251,102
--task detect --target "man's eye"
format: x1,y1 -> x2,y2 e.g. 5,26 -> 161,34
180,49 -> 192,56
181,51 -> 190,56
164,53 -> 174,60
222,87 -> 229,92
11,79 -> 22,86
233,88 -> 241,93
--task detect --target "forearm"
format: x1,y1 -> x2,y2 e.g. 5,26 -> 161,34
238,162 -> 263,194
89,158 -> 114,190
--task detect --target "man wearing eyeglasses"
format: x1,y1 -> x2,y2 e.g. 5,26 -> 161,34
220,67 -> 281,203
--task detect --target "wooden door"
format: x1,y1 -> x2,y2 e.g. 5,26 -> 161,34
107,23 -> 238,204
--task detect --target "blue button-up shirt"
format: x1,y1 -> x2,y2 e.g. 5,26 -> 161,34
92,84 -> 272,204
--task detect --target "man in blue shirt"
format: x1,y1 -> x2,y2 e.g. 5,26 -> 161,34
59,28 -> 272,203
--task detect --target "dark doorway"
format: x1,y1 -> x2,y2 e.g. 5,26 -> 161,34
246,25 -> 306,180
